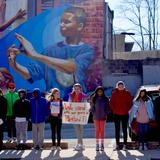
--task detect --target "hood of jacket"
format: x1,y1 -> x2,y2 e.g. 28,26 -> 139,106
33,88 -> 41,98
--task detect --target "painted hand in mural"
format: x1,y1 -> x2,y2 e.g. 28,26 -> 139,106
7,45 -> 19,67
14,33 -> 37,58
14,9 -> 26,20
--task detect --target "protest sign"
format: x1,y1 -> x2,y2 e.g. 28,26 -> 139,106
62,102 -> 90,125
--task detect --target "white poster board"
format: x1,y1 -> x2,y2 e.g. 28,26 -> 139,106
50,101 -> 60,114
62,102 -> 90,125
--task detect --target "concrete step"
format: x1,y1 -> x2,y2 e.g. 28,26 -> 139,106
119,142 -> 160,150
2,141 -> 68,150
2,141 -> 159,150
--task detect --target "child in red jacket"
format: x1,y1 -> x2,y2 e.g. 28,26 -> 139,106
110,81 -> 132,150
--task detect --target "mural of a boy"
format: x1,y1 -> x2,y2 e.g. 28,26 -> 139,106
8,6 -> 95,98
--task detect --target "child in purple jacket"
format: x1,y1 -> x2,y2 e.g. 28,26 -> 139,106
91,86 -> 109,151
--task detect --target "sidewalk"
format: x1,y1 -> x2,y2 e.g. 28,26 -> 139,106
1,123 -> 160,159
0,139 -> 160,160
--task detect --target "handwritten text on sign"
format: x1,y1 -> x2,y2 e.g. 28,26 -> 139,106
62,102 -> 90,125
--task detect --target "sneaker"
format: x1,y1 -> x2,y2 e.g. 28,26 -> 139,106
7,138 -> 12,143
122,145 -> 127,151
96,144 -> 99,151
57,146 -> 62,151
100,144 -> 104,151
144,144 -> 148,150
74,144 -> 81,151
51,146 -> 56,151
13,137 -> 17,142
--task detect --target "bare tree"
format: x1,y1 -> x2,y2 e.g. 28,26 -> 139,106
117,0 -> 159,50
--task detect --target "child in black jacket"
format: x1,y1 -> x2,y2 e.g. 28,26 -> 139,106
13,89 -> 30,149
0,89 -> 7,150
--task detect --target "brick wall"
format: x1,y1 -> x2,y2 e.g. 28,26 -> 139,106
103,60 -> 142,75
53,0 -> 105,91
37,0 -> 105,56
53,0 -> 105,58
35,0 -> 105,91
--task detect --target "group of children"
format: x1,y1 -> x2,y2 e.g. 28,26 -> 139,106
0,81 -> 157,152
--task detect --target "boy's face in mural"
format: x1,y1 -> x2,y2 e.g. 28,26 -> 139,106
60,12 -> 83,37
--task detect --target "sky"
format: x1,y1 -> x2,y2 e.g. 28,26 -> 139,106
105,0 -> 141,50
105,0 -> 137,34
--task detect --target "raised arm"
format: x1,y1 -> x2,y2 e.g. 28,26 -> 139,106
0,9 -> 26,32
8,45 -> 31,80
15,33 -> 76,74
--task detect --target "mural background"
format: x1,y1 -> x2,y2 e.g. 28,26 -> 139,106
0,0 -> 105,97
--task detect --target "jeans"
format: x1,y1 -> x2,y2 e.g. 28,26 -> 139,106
137,122 -> 149,144
114,114 -> 129,145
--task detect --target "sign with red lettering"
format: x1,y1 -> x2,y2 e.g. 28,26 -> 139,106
62,102 -> 90,125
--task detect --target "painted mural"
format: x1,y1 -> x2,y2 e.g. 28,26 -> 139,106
0,0 -> 105,99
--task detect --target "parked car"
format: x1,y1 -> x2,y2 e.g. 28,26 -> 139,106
129,84 -> 160,141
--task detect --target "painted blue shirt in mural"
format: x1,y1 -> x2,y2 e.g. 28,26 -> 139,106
27,41 -> 95,98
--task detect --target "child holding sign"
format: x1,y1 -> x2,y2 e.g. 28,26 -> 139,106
91,86 -> 109,151
68,83 -> 86,151
48,88 -> 63,151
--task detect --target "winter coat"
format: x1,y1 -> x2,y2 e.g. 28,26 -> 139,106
129,99 -> 154,124
13,99 -> 30,120
4,91 -> 19,116
0,95 -> 7,121
30,89 -> 48,123
110,89 -> 132,115
91,96 -> 109,120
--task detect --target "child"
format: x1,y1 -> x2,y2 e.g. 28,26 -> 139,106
4,82 -> 19,143
8,6 -> 95,98
129,89 -> 154,150
68,83 -> 86,151
47,88 -> 63,151
91,86 -> 109,151
30,88 -> 48,150
13,89 -> 30,149
0,89 -> 7,150
110,81 -> 132,150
